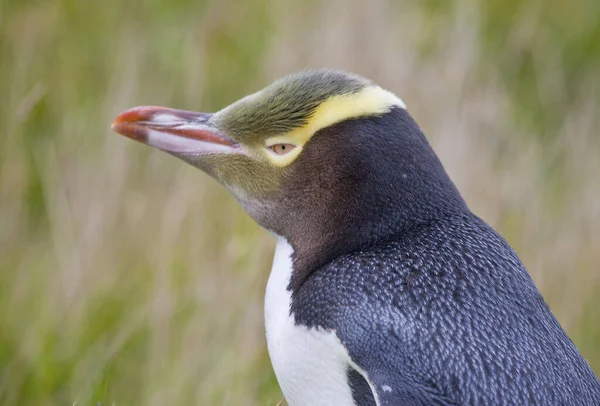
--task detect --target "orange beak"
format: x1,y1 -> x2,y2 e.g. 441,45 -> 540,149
111,106 -> 240,155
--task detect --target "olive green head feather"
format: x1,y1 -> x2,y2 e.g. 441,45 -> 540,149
211,69 -> 372,142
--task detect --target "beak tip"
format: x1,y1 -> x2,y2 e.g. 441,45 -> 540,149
111,116 -> 129,136
111,106 -> 152,136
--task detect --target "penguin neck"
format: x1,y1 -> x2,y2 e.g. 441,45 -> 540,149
284,107 -> 468,292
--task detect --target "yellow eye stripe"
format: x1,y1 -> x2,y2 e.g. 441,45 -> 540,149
264,86 -> 405,167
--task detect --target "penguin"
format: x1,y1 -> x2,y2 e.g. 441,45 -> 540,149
112,69 -> 600,405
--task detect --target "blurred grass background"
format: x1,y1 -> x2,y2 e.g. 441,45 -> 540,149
1,0 -> 599,404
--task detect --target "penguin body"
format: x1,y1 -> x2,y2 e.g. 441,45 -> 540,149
112,69 -> 600,405
266,106 -> 600,405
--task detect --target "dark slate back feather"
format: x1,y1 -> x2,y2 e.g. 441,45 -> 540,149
292,213 -> 600,405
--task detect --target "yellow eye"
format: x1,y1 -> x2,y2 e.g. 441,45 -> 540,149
268,143 -> 296,155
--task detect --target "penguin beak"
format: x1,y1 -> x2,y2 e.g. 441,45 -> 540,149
111,106 -> 241,155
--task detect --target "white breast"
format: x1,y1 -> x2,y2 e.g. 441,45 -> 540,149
264,239 -> 370,406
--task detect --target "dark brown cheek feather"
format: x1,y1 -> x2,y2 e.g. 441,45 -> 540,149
281,129 -> 368,291
268,107 -> 468,292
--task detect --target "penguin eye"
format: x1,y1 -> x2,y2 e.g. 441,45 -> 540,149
268,143 -> 296,155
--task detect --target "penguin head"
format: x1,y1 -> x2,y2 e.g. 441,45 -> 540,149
112,69 -> 466,287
